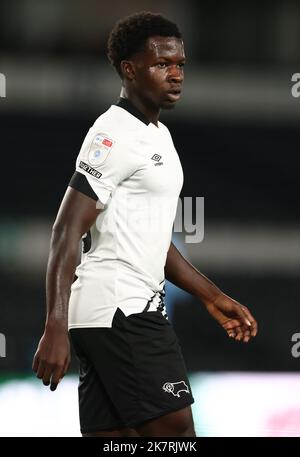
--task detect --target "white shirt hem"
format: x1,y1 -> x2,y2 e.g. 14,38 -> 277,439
68,322 -> 112,329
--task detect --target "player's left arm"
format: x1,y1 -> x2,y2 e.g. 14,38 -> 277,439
164,242 -> 258,342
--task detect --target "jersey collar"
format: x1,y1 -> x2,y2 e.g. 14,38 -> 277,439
115,97 -> 150,126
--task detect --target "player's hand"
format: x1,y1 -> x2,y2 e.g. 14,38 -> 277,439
204,293 -> 258,343
32,325 -> 71,391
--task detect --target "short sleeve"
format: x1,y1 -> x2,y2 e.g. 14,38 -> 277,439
75,127 -> 140,205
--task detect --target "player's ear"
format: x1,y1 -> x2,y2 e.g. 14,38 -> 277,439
120,61 -> 135,80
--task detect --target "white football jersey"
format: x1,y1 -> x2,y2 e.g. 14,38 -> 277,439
68,98 -> 184,328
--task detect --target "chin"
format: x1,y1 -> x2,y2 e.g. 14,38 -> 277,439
160,101 -> 177,110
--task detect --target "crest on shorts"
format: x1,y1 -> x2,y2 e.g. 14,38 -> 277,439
162,381 -> 190,397
88,133 -> 114,167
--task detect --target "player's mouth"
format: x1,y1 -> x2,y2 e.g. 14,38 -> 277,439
166,89 -> 182,101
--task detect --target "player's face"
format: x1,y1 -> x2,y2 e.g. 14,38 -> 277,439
132,36 -> 185,110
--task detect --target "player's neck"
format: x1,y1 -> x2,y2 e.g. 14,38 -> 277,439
119,88 -> 160,127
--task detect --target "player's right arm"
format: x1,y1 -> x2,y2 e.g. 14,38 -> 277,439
32,187 -> 101,390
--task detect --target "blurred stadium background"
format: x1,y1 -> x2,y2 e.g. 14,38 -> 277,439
0,0 -> 300,436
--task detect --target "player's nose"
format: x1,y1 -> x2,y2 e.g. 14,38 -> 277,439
167,66 -> 184,84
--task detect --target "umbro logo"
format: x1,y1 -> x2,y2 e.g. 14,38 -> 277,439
151,154 -> 163,166
151,154 -> 161,161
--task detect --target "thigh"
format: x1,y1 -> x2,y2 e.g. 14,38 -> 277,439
136,405 -> 196,437
83,428 -> 140,437
70,329 -> 126,434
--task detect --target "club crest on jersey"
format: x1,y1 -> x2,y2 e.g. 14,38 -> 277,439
88,133 -> 114,167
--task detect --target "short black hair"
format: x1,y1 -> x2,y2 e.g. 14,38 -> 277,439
107,11 -> 182,78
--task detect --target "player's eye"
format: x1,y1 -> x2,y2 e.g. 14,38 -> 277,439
157,62 -> 167,68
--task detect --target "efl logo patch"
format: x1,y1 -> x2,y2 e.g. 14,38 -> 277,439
88,133 -> 114,167
79,161 -> 102,179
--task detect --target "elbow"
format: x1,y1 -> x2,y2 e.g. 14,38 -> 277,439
50,223 -> 68,248
52,221 -> 67,237
51,221 -> 81,244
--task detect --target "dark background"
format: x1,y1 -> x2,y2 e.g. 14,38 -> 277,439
0,0 -> 299,374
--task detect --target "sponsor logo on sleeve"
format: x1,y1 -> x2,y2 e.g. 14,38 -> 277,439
79,161 -> 102,179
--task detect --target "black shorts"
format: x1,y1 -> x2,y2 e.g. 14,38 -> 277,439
69,307 -> 194,433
